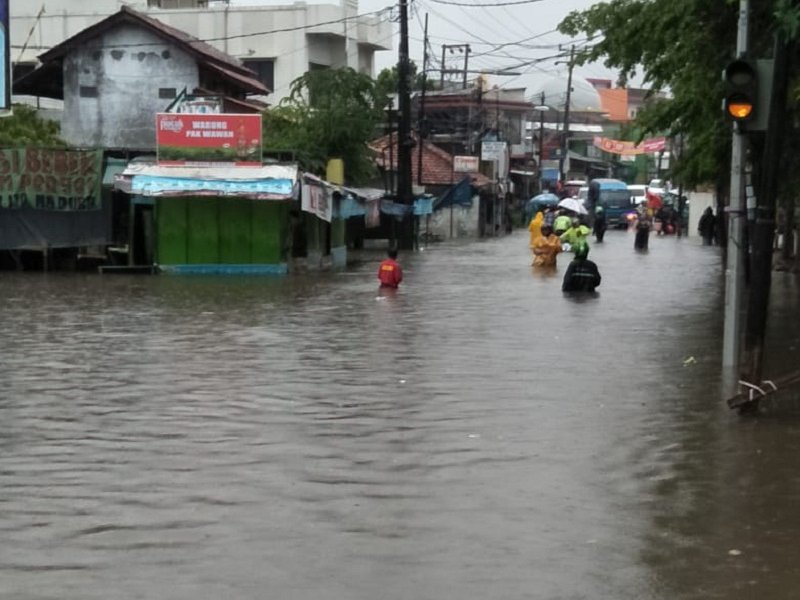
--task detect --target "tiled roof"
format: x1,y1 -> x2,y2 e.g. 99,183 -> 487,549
369,134 -> 490,187
15,5 -> 269,100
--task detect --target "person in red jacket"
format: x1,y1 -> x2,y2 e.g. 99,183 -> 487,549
377,248 -> 403,288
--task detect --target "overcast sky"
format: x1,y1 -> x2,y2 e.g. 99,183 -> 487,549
230,0 -> 618,100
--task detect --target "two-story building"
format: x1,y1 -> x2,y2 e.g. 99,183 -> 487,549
11,0 -> 392,107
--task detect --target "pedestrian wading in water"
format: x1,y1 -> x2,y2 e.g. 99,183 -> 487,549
378,247 -> 403,289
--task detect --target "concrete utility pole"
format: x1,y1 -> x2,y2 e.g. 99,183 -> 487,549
743,35 -> 791,383
722,0 -> 749,369
559,45 -> 575,183
417,13 -> 429,186
396,0 -> 413,208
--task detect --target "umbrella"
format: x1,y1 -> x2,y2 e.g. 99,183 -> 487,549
558,197 -> 588,215
525,193 -> 560,221
529,192 -> 560,205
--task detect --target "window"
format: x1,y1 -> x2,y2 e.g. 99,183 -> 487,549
80,85 -> 98,98
307,63 -> 330,107
242,58 -> 274,92
159,87 -> 177,99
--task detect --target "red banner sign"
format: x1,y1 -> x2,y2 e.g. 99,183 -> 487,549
593,136 -> 666,156
156,113 -> 262,166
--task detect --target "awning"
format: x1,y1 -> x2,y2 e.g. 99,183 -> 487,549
115,162 -> 298,199
103,158 -> 129,186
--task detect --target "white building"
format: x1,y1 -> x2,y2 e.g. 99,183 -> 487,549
11,0 -> 393,106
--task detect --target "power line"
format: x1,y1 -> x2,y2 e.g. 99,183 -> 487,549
11,8 -> 392,52
429,0 -> 546,6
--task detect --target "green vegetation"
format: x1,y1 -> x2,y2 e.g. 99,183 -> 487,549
558,0 -> 797,190
0,104 -> 66,147
375,61 -> 438,107
262,68 -> 385,185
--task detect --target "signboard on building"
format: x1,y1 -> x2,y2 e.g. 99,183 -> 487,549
175,96 -> 223,114
301,180 -> 332,222
453,155 -> 479,173
0,148 -> 103,210
481,141 -> 506,162
156,113 -> 262,166
0,0 -> 9,114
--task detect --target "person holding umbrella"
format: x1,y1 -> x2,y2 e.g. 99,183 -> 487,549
560,217 -> 591,252
553,210 -> 572,236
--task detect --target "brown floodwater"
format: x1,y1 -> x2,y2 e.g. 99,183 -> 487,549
1,229 -> 799,600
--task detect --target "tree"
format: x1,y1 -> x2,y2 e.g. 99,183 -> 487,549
375,62 -> 439,107
0,104 -> 66,146
262,68 -> 385,185
558,0 -> 780,189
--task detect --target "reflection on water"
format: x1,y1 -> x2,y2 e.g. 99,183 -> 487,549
1,231 -> 800,599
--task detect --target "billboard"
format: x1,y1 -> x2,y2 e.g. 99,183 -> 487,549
156,113 -> 262,166
0,0 -> 9,114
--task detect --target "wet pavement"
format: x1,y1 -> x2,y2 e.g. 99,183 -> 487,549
2,229 -> 800,600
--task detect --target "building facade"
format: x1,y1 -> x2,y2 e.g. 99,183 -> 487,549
11,0 -> 392,106
14,7 -> 269,150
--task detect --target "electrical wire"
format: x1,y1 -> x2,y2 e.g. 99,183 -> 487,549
429,0 -> 547,6
11,8 -> 393,52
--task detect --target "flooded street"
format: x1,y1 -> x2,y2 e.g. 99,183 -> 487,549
2,230 -> 800,600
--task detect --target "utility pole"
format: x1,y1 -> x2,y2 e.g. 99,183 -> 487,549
722,0 -> 748,369
743,34 -> 792,383
417,13 -> 429,187
558,45 -> 575,183
396,0 -> 413,207
439,44 -> 470,89
538,91 -> 546,192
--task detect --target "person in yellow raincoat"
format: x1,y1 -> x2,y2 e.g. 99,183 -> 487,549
532,224 -> 562,267
528,211 -> 544,260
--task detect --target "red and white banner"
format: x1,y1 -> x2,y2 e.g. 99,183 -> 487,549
156,113 -> 262,166
593,135 -> 666,156
453,155 -> 479,173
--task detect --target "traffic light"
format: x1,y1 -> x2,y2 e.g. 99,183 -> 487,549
723,59 -> 757,122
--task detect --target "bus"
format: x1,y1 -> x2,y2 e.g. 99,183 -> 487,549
587,179 -> 635,228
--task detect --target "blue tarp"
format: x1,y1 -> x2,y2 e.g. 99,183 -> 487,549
129,175 -> 295,198
336,195 -> 367,219
434,177 -> 473,210
380,199 -> 411,216
414,197 -> 433,216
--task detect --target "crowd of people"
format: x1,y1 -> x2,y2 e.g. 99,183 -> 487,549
377,192 -> 719,294
528,206 -> 602,293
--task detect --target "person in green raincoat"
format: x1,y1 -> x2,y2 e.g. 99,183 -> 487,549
560,217 -> 591,252
553,210 -> 572,236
